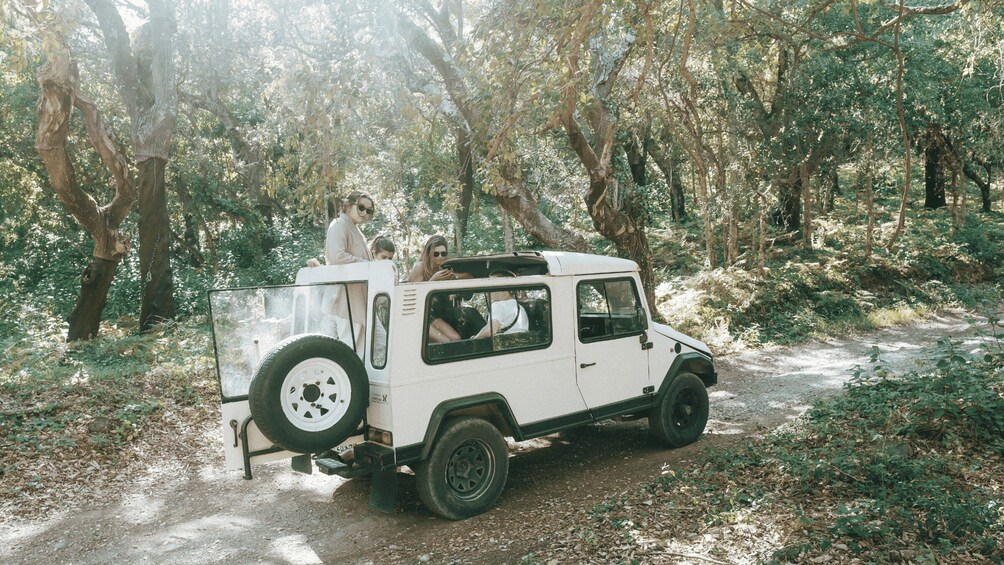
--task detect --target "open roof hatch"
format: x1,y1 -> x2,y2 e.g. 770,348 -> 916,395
441,251 -> 550,278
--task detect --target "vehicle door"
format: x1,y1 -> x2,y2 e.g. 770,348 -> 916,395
572,276 -> 651,415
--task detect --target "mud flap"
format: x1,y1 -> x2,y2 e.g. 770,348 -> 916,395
369,469 -> 398,514
291,454 -> 312,474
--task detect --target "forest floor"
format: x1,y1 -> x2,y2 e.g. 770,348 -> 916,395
0,308 -> 998,565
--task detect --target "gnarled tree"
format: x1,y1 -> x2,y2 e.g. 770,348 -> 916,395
86,0 -> 178,331
36,39 -> 132,340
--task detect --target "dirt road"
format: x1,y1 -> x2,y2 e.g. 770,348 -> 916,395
0,310 -> 993,564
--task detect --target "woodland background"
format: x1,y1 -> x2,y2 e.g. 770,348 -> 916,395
2,1 -> 1004,562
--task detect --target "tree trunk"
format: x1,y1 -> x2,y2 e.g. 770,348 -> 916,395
647,140 -> 686,221
174,181 -> 203,267
962,160 -> 992,213
88,0 -> 178,332
456,128 -> 475,251
138,157 -> 176,331
924,140 -> 947,209
756,190 -> 766,275
396,9 -> 585,252
865,129 -> 875,260
950,167 -> 960,236
626,134 -> 648,187
774,173 -> 802,232
884,5 -> 911,252
36,42 -> 134,341
67,258 -> 120,340
800,161 -> 813,249
821,165 -> 836,215
501,207 -> 514,252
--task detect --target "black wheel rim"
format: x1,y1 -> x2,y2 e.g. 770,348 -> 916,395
672,388 -> 700,430
445,439 -> 495,500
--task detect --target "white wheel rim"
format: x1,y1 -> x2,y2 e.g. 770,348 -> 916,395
279,357 -> 353,432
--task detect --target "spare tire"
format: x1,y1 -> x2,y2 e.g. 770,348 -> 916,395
249,333 -> 368,453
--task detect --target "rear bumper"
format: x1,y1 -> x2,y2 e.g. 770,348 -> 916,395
355,442 -> 397,471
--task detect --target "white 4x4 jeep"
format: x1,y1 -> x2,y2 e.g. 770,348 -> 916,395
210,251 -> 715,519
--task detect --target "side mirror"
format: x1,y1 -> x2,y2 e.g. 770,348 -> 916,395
636,305 -> 649,330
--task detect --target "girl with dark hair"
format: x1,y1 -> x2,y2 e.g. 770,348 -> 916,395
370,235 -> 396,261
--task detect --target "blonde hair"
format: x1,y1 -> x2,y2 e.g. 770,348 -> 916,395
418,235 -> 449,281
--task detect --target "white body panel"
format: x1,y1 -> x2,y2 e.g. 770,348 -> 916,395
220,400 -> 295,469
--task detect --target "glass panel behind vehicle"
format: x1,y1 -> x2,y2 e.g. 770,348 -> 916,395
209,282 -> 367,401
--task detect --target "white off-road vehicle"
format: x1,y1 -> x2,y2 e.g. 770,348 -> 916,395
210,251 -> 716,519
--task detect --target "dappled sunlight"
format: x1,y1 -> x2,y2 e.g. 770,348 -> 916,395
268,534 -> 323,565
130,514 -> 256,552
705,418 -> 747,435
657,501 -> 788,564
118,492 -> 165,525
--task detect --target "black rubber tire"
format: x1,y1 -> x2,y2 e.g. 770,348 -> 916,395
248,333 -> 368,453
415,417 -> 509,520
649,372 -> 709,448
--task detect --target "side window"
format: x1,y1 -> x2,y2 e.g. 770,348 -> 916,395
371,294 -> 390,369
577,278 -> 644,342
424,285 -> 552,364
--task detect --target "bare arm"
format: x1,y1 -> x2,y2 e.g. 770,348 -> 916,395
408,263 -> 426,282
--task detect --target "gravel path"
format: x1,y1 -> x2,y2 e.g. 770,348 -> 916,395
0,309 -> 994,565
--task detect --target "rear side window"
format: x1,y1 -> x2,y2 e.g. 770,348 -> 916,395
371,294 -> 390,369
576,278 -> 644,342
423,284 -> 552,364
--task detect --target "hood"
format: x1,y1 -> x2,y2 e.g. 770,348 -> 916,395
651,322 -> 713,358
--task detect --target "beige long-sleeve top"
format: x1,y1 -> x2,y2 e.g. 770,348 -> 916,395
325,213 -> 372,265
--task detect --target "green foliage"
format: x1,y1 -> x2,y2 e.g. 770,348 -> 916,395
659,198 -> 1004,350
580,342 -> 1004,562
0,318 -> 216,505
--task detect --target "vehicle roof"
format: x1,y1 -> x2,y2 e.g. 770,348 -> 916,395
443,251 -> 638,278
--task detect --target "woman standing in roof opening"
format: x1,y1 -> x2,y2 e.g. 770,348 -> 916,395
408,235 -> 456,282
323,191 -> 376,353
409,235 -> 470,342
326,191 -> 375,265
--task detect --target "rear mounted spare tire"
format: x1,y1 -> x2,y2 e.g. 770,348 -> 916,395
249,333 -> 368,453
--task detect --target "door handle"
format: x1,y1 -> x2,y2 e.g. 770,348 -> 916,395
580,362 -> 596,368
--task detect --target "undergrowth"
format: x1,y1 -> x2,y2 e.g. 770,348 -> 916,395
659,206 -> 1004,351
0,318 -> 217,507
566,334 -> 1004,563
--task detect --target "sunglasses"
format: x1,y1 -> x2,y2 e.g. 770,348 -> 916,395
432,251 -> 448,258
356,204 -> 375,215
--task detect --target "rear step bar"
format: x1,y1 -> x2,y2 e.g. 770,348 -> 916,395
315,457 -> 372,479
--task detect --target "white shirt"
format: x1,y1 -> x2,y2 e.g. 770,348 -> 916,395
491,299 -> 528,334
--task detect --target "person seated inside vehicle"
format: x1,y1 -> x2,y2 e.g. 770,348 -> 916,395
470,270 -> 528,339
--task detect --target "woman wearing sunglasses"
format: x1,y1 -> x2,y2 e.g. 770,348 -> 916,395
409,235 -> 456,282
409,235 -> 470,342
323,191 -> 376,352
325,191 -> 376,265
